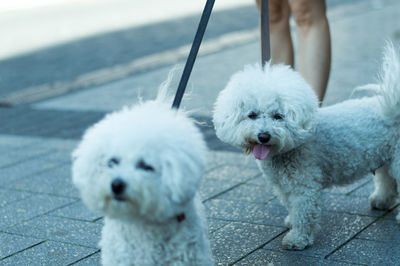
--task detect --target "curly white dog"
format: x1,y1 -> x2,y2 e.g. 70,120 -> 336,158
72,90 -> 213,265
213,42 -> 400,250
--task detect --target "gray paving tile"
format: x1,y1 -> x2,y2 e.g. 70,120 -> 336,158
263,212 -> 375,258
71,251 -> 101,265
385,206 -> 400,220
246,176 -> 268,186
204,199 -> 287,227
356,218 -> 400,243
0,153 -> 65,185
0,232 -> 43,260
322,193 -> 386,217
0,138 -> 73,169
5,215 -> 102,248
325,178 -> 371,195
328,238 -> 400,265
0,146 -> 53,168
200,178 -> 242,201
0,135 -> 40,149
0,240 -> 97,266
205,151 -> 258,171
210,222 -> 285,265
32,138 -> 78,153
0,194 -> 75,230
0,188 -> 33,208
207,218 -> 230,234
349,181 -> 375,197
204,165 -> 260,182
6,165 -> 79,198
216,183 -> 275,203
47,200 -> 103,222
234,249 -> 358,266
200,165 -> 261,201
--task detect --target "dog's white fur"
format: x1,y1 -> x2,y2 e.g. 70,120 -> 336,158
72,90 -> 212,265
213,42 -> 400,250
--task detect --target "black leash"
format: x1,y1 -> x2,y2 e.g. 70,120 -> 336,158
172,0 -> 215,109
171,0 -> 270,109
260,0 -> 271,66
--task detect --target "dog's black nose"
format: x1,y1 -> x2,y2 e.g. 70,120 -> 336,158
258,132 -> 271,144
111,178 -> 126,195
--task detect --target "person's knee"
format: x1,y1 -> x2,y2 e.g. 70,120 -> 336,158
290,1 -> 327,29
268,0 -> 290,27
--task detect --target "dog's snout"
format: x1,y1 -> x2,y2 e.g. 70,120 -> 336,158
258,132 -> 271,144
111,178 -> 126,195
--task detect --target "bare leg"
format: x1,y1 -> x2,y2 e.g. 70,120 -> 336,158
288,0 -> 331,103
257,0 -> 293,66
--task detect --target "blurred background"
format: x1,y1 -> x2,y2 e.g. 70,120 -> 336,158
0,0 -> 398,125
0,0 -> 256,108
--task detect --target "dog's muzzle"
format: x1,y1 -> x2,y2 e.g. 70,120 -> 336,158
257,132 -> 271,144
111,177 -> 126,201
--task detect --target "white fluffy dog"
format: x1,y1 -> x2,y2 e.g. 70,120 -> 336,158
213,43 -> 400,250
72,90 -> 213,265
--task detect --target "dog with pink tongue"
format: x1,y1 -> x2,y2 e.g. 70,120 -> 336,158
213,43 -> 400,250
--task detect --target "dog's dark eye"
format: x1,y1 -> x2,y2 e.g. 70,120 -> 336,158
273,113 -> 284,120
137,160 -> 155,172
248,112 -> 258,120
107,157 -> 120,168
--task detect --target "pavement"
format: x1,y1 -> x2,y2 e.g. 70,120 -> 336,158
1,0 -> 400,265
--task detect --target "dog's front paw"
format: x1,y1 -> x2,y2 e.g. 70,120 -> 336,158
282,230 -> 312,250
369,191 -> 397,210
284,215 -> 292,228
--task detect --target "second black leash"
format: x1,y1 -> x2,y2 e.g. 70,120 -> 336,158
261,0 -> 271,66
171,0 -> 270,109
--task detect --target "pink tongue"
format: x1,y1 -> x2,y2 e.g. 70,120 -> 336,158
253,144 -> 270,160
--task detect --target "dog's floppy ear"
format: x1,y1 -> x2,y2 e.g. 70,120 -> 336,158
213,89 -> 243,146
162,149 -> 204,204
281,84 -> 318,144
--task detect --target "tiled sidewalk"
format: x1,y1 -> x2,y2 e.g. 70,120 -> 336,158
0,134 -> 399,265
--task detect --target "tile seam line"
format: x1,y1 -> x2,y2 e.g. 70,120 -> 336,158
0,231 -> 100,250
323,215 -> 384,259
324,202 -> 400,259
202,173 -> 261,203
0,239 -> 47,262
1,199 -> 79,231
229,229 -> 289,266
68,249 -> 101,266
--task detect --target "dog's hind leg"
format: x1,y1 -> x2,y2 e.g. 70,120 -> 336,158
369,164 -> 398,210
386,152 -> 400,221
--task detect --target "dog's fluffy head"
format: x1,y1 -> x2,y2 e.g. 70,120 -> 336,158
213,64 -> 318,159
72,101 -> 206,223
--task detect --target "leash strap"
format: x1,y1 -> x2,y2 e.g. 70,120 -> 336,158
260,0 -> 271,66
172,0 -> 215,109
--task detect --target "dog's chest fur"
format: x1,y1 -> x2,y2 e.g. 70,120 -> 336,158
100,202 -> 212,266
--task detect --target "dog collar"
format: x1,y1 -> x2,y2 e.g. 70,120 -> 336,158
176,213 -> 185,223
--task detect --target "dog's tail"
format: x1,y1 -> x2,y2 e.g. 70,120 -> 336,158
377,41 -> 400,118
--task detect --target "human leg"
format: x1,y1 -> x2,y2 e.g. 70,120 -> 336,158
288,0 -> 331,102
257,0 -> 294,66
